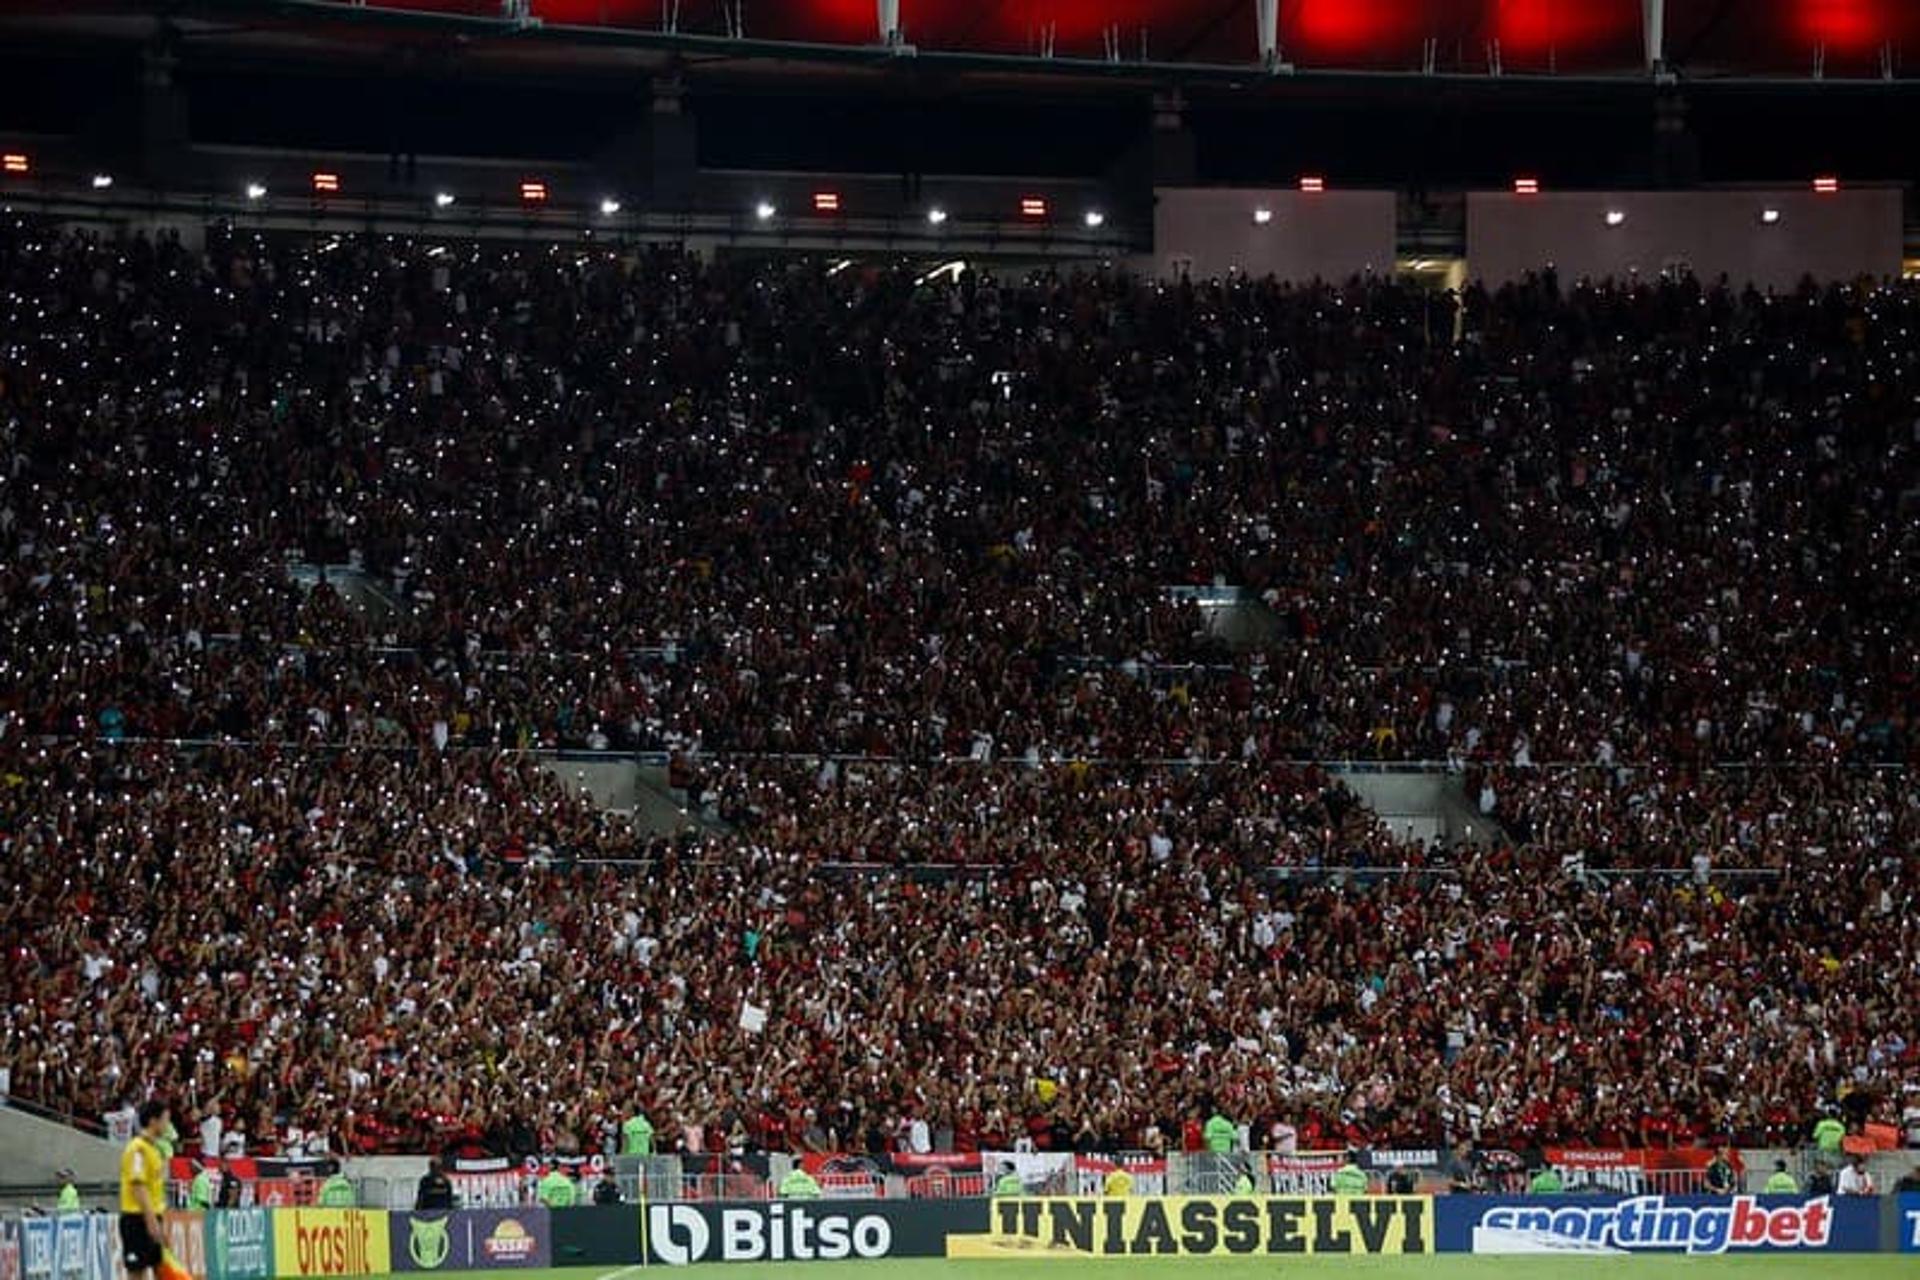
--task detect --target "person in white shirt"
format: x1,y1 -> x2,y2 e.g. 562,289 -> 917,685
1835,1153 -> 1877,1196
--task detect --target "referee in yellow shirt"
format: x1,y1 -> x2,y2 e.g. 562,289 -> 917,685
120,1100 -> 172,1280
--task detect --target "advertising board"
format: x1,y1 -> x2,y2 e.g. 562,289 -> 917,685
1899,1193 -> 1920,1253
644,1200 -> 986,1266
977,1197 -> 1431,1256
164,1212 -> 208,1280
549,1208 -> 639,1266
270,1211 -> 391,1278
1434,1194 -> 1880,1254
208,1210 -> 274,1280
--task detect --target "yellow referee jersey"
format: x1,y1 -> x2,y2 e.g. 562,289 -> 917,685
120,1134 -> 166,1214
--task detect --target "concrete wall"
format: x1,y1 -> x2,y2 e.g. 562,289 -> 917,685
1467,188 -> 1902,289
0,1105 -> 119,1188
1146,188 -> 1397,282
1336,770 -> 1503,849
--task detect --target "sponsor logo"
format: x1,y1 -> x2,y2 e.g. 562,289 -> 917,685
407,1219 -> 451,1271
1477,1196 -> 1832,1255
21,1221 -> 52,1280
648,1205 -> 893,1266
214,1209 -> 272,1279
480,1221 -> 536,1264
273,1210 -> 389,1276
165,1213 -> 208,1280
54,1217 -> 85,1280
989,1197 -> 1429,1256
1900,1197 -> 1920,1253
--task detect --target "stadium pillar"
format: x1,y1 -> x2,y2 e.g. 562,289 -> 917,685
1150,89 -> 1195,187
627,73 -> 697,212
877,0 -> 901,46
1651,90 -> 1698,188
1642,0 -> 1667,74
136,40 -> 191,184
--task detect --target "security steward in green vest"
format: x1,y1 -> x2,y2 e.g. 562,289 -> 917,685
1528,1165 -> 1564,1194
1763,1160 -> 1800,1193
188,1162 -> 219,1210
536,1167 -> 577,1208
318,1172 -> 357,1207
1330,1152 -> 1369,1196
55,1170 -> 81,1213
777,1167 -> 823,1199
621,1111 -> 655,1157
992,1164 -> 1024,1196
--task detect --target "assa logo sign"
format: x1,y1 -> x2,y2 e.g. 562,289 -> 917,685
649,1205 -> 892,1265
1477,1197 -> 1833,1255
481,1221 -> 537,1264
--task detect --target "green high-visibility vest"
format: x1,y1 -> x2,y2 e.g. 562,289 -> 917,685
1528,1169 -> 1564,1194
318,1174 -> 356,1207
56,1185 -> 81,1213
1812,1117 -> 1846,1153
1203,1115 -> 1236,1153
1330,1164 -> 1369,1196
189,1170 -> 215,1210
778,1170 -> 822,1199
993,1172 -> 1024,1197
537,1171 -> 577,1207
1764,1170 -> 1799,1193
621,1114 -> 655,1156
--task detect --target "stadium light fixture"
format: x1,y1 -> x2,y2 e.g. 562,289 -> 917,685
434,191 -> 456,208
1083,210 -> 1106,229
1513,176 -> 1541,196
1253,207 -> 1274,225
812,191 -> 841,214
245,182 -> 267,201
600,197 -> 622,215
1,153 -> 29,175
519,180 -> 549,204
1298,176 -> 1325,194
311,172 -> 341,195
755,200 -> 777,221
926,207 -> 948,226
1760,207 -> 1782,225
91,174 -> 113,190
1812,175 -> 1839,194
1018,196 -> 1048,219
1604,209 -> 1627,227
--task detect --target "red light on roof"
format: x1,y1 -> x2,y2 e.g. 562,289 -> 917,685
812,191 -> 841,213
1812,176 -> 1840,194
519,180 -> 549,203
311,172 -> 340,194
1298,176 -> 1326,193
1513,176 -> 1541,195
1019,196 -> 1049,219
1,153 -> 28,175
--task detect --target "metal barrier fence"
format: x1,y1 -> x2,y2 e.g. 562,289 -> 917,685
152,1147 -> 1918,1214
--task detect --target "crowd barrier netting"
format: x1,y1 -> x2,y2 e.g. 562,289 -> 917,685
0,1195 -> 1907,1278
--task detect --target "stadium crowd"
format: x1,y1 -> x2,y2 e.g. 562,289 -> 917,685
0,219 -> 1915,1158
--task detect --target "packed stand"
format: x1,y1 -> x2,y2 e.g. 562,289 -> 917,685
0,218 -> 1916,1156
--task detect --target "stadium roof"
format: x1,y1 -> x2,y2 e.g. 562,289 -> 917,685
8,0 -> 1920,84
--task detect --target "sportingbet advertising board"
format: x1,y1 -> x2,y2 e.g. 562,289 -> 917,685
1435,1194 -> 1879,1254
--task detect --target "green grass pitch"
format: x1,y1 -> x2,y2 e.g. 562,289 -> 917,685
374,1261 -> 1915,1280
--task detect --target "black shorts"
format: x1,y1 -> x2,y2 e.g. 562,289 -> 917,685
120,1214 -> 163,1272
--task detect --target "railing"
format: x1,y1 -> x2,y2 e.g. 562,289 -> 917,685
18,732 -> 1907,774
